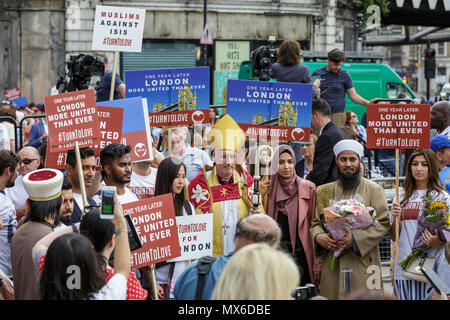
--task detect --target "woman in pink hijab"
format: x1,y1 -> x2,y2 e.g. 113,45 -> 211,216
261,144 -> 321,286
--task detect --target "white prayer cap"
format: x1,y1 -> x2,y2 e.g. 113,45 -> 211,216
333,139 -> 364,158
23,168 -> 64,202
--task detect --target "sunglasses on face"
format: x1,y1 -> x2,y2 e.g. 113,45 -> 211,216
20,158 -> 37,165
1,100 -> 12,105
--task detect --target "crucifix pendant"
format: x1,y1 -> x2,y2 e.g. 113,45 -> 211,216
223,224 -> 229,235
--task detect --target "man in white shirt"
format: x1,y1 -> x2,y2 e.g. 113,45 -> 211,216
97,143 -> 139,205
5,146 -> 40,221
129,161 -> 157,200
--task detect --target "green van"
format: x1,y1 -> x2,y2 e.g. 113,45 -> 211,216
237,57 -> 417,122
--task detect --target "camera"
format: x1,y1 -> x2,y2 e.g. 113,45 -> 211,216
251,37 -> 278,81
293,283 -> 316,300
57,54 -> 105,93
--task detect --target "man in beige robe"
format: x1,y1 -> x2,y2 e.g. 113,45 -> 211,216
310,140 -> 390,300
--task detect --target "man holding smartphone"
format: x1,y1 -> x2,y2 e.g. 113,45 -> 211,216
65,147 -> 98,224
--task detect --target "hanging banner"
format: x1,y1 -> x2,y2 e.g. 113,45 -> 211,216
91,5 -> 146,52
44,89 -> 100,152
97,97 -> 153,161
122,194 -> 181,269
366,104 -> 430,149
168,213 -> 213,262
226,79 -> 313,142
125,67 -> 210,122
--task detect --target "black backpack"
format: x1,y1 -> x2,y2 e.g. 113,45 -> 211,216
195,255 -> 216,300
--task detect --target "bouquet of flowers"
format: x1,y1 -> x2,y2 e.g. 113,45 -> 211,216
323,199 -> 379,271
399,192 -> 450,271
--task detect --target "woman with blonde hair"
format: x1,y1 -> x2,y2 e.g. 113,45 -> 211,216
211,243 -> 299,300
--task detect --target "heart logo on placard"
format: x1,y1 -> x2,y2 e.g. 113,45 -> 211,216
134,142 -> 147,158
291,128 -> 305,141
192,111 -> 205,124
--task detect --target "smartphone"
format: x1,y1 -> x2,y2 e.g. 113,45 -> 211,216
421,267 -> 450,295
124,214 -> 143,252
100,186 -> 116,219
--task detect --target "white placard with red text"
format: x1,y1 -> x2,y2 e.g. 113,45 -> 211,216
92,5 -> 146,52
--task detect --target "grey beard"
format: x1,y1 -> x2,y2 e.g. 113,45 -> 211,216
337,169 -> 361,192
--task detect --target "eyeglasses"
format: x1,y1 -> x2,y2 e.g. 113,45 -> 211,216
20,158 -> 37,165
1,100 -> 12,105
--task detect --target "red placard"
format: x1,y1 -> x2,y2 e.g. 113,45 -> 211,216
148,109 -> 209,127
44,89 -> 100,152
92,105 -> 123,152
238,123 -> 310,143
4,87 -> 21,101
366,104 -> 430,149
45,105 -> 123,170
122,194 -> 181,269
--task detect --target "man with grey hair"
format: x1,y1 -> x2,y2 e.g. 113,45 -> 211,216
173,214 -> 281,300
161,126 -> 212,182
5,146 -> 41,221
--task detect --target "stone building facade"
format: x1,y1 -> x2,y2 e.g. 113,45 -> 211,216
1,0 -> 360,103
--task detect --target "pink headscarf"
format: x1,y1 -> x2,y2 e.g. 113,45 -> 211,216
267,145 -> 299,253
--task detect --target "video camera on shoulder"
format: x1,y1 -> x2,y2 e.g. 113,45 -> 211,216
57,53 -> 105,93
251,36 -> 278,81
293,283 -> 316,300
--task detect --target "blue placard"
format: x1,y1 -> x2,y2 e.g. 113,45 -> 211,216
12,96 -> 28,107
125,67 -> 210,112
226,79 -> 312,128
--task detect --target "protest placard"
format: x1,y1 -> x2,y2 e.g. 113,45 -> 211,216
4,87 -> 20,101
91,5 -> 146,52
168,213 -> 213,262
44,89 -> 100,152
122,194 -> 181,269
12,96 -> 28,108
97,97 -> 153,162
226,79 -> 313,142
125,67 -> 210,114
148,109 -> 209,127
366,104 -> 430,149
45,105 -> 123,169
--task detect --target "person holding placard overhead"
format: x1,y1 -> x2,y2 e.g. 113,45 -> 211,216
188,114 -> 264,258
390,149 -> 449,300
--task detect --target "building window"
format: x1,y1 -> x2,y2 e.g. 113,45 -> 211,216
438,42 -> 445,55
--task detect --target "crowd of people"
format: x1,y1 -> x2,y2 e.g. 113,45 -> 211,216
0,43 -> 450,301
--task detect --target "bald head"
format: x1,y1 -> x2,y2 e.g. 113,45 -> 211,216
18,146 -> 40,176
431,101 -> 450,132
234,214 -> 281,251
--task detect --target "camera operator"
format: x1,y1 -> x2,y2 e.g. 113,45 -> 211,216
94,52 -> 126,102
268,40 -> 320,89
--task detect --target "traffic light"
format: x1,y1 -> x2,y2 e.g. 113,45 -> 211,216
424,48 -> 436,79
402,75 -> 407,83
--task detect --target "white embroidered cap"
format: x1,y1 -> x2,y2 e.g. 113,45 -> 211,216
333,139 -> 364,158
23,168 -> 64,201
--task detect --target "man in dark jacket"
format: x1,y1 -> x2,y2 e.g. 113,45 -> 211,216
306,98 -> 347,187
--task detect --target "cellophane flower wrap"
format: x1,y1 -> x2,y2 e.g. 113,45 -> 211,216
399,191 -> 450,271
323,199 -> 379,271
